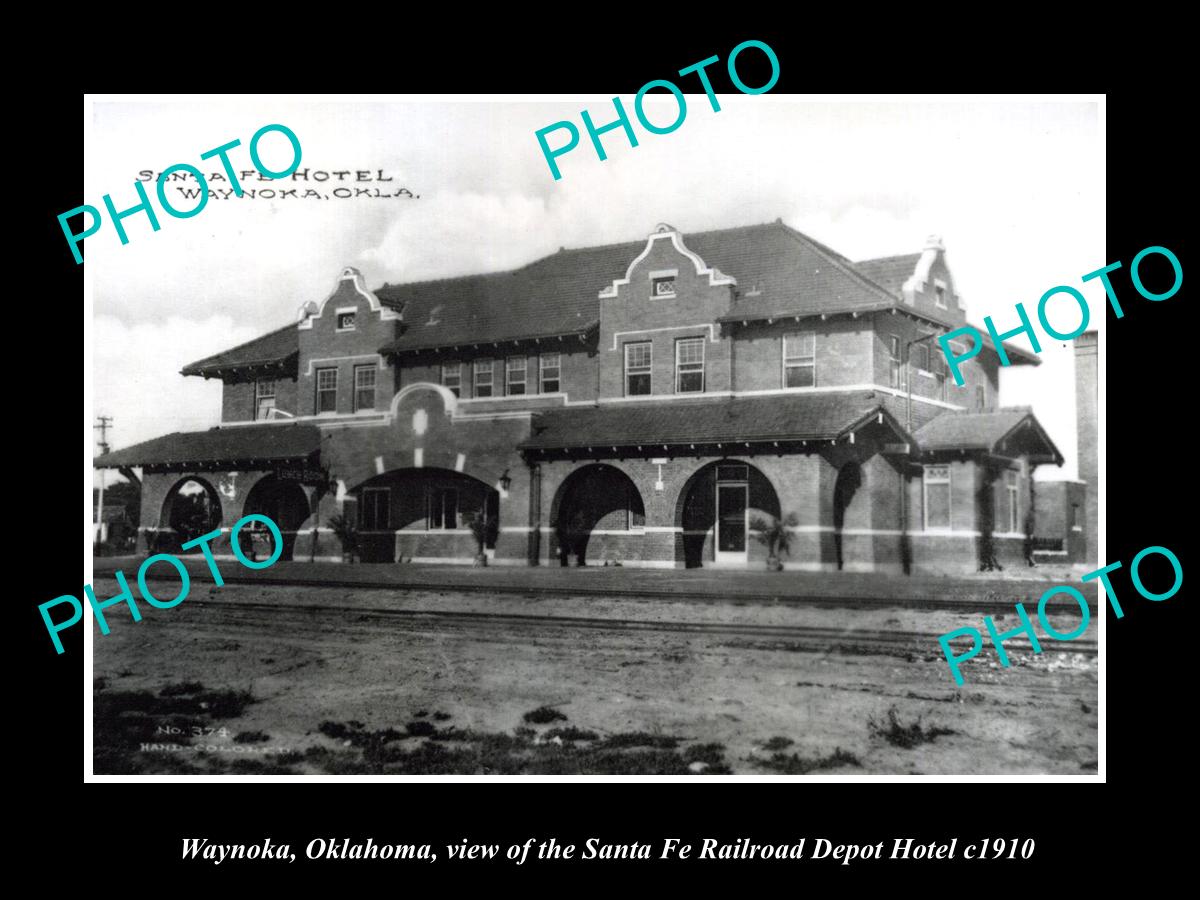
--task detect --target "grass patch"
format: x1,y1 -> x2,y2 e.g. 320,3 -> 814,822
160,681 -> 206,697
597,732 -> 679,750
233,730 -> 270,744
303,721 -> 729,775
762,736 -> 793,751
92,682 -> 258,775
755,747 -> 861,775
523,706 -> 568,724
868,706 -> 957,749
544,727 -> 598,743
406,721 -> 436,737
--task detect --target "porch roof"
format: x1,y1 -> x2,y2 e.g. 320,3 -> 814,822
914,407 -> 1063,464
520,391 -> 910,453
93,423 -> 322,470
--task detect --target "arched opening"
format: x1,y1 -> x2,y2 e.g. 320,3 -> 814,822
349,468 -> 499,564
675,460 -> 781,568
243,475 -> 312,562
550,464 -> 645,566
157,476 -> 222,554
833,461 -> 863,571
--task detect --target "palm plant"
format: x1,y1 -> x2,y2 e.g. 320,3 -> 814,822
327,513 -> 359,562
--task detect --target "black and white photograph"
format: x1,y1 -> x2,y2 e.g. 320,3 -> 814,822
84,95 -> 1103,778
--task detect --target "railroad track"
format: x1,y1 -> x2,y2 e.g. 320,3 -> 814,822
175,597 -> 1096,658
99,568 -> 1099,616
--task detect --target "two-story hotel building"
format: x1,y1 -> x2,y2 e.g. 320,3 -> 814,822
96,220 -> 1066,573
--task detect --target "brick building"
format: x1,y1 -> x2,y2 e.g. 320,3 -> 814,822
96,220 -> 1067,573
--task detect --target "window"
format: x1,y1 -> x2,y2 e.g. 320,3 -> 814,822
428,488 -> 458,530
923,464 -> 951,530
625,342 -> 652,396
935,371 -> 947,401
540,353 -> 561,393
336,311 -> 356,331
1006,471 -> 1020,534
651,275 -> 676,298
474,359 -> 494,398
915,344 -> 930,372
1071,503 -> 1082,531
935,285 -> 947,309
675,337 -> 705,393
717,464 -> 748,482
975,384 -> 986,411
254,379 -> 276,420
506,356 -> 527,396
359,488 -> 389,530
353,365 -> 376,412
315,368 -> 338,414
441,362 -> 462,397
887,335 -> 902,389
783,332 -> 815,388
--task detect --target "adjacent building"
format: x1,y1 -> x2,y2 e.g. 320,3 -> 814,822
96,220 -> 1070,573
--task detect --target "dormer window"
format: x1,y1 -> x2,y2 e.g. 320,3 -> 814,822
336,310 -> 357,332
650,270 -> 677,299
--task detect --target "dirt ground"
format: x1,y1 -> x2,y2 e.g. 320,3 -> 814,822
90,579 -> 1098,776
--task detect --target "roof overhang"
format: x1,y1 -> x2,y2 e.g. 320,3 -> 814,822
380,322 -> 600,357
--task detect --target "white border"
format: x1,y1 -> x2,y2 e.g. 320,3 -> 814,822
84,93 -> 1106,786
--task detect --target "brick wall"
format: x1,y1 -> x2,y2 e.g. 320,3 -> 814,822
732,318 -> 871,391
296,272 -> 401,416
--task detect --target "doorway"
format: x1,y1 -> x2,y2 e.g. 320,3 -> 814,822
715,481 -> 748,565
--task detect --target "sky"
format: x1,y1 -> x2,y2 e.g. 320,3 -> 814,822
87,97 -> 1103,481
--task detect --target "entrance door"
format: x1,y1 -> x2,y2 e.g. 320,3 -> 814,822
715,483 -> 748,565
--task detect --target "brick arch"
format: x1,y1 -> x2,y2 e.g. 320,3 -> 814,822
154,474 -> 223,554
672,458 -> 782,568
549,463 -> 646,566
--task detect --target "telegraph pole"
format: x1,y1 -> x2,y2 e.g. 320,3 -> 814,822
94,416 -> 112,542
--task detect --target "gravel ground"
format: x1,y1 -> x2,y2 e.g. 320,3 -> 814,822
91,579 -> 1098,776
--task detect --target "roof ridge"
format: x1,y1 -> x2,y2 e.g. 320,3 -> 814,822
375,220 -> 790,291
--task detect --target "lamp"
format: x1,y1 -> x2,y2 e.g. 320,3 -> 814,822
499,469 -> 512,492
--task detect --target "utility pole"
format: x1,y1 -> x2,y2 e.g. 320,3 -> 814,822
94,416 -> 112,543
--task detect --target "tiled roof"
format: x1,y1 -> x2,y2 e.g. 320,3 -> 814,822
915,408 -> 1062,462
181,324 -> 299,377
854,254 -> 921,294
94,423 -> 321,469
379,222 -> 919,354
520,391 -> 905,451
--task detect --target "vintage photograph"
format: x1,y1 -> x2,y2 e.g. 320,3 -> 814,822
87,97 -> 1102,776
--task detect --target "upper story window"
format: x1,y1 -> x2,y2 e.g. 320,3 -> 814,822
915,344 -> 930,372
441,362 -> 462,398
1005,470 -> 1020,533
934,283 -> 948,309
359,487 -> 390,531
428,488 -> 458,530
887,335 -> 903,389
923,464 -> 951,531
975,384 -> 986,411
254,379 -> 276,420
783,331 -> 815,388
675,337 -> 705,393
650,271 -> 677,299
353,364 -> 376,412
506,356 -> 527,396
315,367 -> 338,414
474,359 -> 494,398
934,356 -> 947,401
540,353 -> 561,393
336,310 -> 357,332
1071,503 -> 1082,531
625,342 -> 652,396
